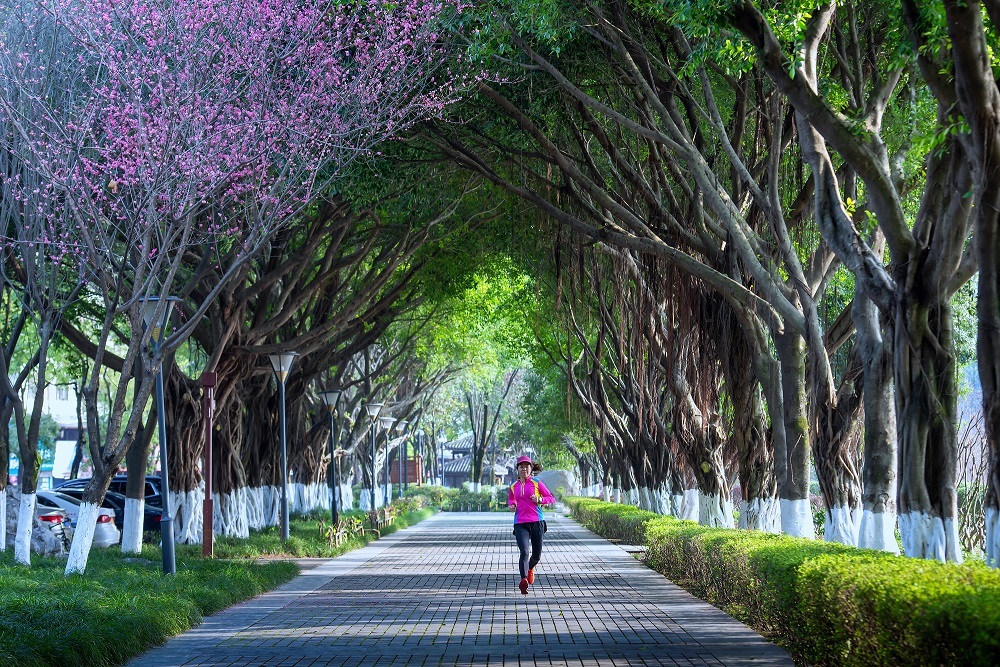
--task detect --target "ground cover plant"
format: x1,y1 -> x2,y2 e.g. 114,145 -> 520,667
0,548 -> 297,667
0,504 -> 436,667
567,498 -> 1000,666
211,505 -> 436,558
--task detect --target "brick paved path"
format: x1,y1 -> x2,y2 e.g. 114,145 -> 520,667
127,511 -> 793,666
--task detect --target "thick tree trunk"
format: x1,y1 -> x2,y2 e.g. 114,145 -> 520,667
895,289 -> 961,561
775,330 -> 814,538
983,195 -> 1000,566
727,319 -> 779,532
855,291 -> 899,552
937,0 -> 1000,568
122,417 -> 154,554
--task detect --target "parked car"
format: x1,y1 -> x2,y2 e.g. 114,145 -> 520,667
37,490 -> 120,548
56,475 -> 164,507
32,496 -> 72,551
55,487 -> 163,535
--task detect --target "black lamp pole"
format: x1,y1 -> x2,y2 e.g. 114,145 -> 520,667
268,352 -> 298,542
363,403 -> 383,518
379,416 -> 395,505
320,390 -> 341,525
140,295 -> 181,576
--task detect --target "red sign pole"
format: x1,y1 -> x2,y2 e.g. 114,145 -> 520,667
201,372 -> 217,558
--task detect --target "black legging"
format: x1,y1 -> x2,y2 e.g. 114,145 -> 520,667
513,521 -> 544,579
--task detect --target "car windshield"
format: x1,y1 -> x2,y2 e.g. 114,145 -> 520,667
50,492 -> 81,506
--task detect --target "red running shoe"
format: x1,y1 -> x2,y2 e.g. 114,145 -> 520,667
519,577 -> 529,595
527,569 -> 535,584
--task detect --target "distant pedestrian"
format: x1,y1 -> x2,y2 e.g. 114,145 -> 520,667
508,455 -> 555,595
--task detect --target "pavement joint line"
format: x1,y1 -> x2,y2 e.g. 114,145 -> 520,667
126,511 -> 791,667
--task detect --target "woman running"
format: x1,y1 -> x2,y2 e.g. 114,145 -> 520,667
508,455 -> 555,595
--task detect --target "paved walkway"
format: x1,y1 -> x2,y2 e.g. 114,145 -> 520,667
127,512 -> 792,667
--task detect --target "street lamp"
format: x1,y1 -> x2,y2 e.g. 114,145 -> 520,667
319,389 -> 341,525
379,415 -> 396,505
416,430 -> 424,486
268,351 -> 298,541
139,295 -> 181,575
363,402 -> 383,514
396,420 -> 409,492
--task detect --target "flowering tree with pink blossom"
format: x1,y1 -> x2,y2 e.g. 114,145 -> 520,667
0,0 -> 475,574
0,11 -> 89,565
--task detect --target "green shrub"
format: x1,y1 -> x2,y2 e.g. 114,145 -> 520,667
404,485 -> 451,505
445,488 -> 497,511
566,497 -> 1000,666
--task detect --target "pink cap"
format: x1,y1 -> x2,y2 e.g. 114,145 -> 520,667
516,455 -> 533,465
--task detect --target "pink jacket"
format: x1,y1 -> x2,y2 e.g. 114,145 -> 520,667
507,477 -> 555,524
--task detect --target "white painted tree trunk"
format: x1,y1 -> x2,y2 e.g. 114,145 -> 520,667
316,483 -> 331,510
292,483 -> 306,513
614,487 -> 622,503
780,498 -> 816,539
121,497 -> 146,554
698,492 -> 734,528
680,489 -> 699,522
215,488 -> 250,538
655,488 -> 672,515
65,502 -> 100,575
172,489 -> 204,544
245,487 -> 266,530
262,486 -> 280,526
470,482 -> 481,492
671,494 -> 683,517
14,492 -> 36,566
339,483 -> 353,510
824,504 -> 862,546
0,487 -> 6,551
292,482 -> 325,513
603,486 -> 611,502
899,511 -> 962,562
987,508 -> 1000,567
857,509 -> 900,554
739,497 -> 781,533
359,491 -> 372,511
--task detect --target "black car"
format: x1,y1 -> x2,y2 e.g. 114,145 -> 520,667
55,487 -> 163,534
56,475 -> 164,508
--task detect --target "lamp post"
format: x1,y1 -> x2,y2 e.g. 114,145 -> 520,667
268,351 -> 298,542
439,430 -> 445,488
396,419 -> 410,495
379,415 -> 396,505
363,402 -> 383,515
319,389 -> 341,526
139,295 -> 181,575
416,430 -> 424,486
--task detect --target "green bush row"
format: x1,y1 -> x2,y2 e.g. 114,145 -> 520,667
566,497 -> 1000,667
404,485 -> 509,511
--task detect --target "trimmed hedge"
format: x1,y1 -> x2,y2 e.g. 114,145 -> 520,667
566,497 -> 1000,667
